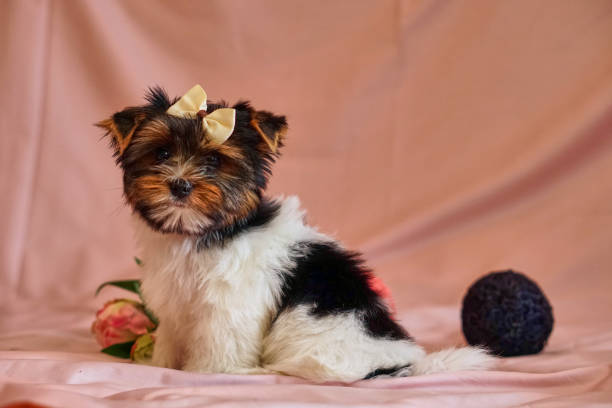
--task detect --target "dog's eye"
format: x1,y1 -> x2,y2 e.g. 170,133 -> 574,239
200,153 -> 220,175
203,154 -> 220,167
156,147 -> 170,162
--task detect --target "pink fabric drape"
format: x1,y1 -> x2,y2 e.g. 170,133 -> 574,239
2,0 -> 612,406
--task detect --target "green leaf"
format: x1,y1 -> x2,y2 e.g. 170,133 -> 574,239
95,280 -> 142,296
134,257 -> 143,266
101,341 -> 134,359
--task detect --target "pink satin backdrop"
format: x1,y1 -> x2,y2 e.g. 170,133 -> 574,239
2,0 -> 612,406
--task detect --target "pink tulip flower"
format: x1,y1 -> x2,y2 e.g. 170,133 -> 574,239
91,299 -> 155,348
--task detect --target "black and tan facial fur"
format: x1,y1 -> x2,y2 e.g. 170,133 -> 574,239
97,87 -> 287,246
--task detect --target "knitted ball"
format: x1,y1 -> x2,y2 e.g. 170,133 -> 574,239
461,270 -> 553,357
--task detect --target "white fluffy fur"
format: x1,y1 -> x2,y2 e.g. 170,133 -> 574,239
262,305 -> 425,382
150,205 -> 212,233
135,196 -> 495,381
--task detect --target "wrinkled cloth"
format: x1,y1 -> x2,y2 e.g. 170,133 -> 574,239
1,301 -> 611,407
2,0 -> 612,406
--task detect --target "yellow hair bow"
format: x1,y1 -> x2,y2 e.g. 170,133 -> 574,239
166,84 -> 236,144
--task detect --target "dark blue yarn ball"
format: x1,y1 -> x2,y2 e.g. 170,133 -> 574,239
461,270 -> 554,357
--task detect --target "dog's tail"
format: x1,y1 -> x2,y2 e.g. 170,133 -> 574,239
411,346 -> 495,375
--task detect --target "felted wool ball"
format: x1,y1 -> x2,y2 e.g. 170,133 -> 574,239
461,270 -> 554,357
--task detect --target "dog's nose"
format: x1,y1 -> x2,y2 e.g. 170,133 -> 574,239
169,179 -> 193,199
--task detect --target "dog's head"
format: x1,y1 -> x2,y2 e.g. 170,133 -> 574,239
97,86 -> 286,235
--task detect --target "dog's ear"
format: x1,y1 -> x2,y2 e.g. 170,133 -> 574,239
96,107 -> 146,157
250,110 -> 287,153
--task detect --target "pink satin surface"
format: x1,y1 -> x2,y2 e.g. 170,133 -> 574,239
2,0 -> 612,406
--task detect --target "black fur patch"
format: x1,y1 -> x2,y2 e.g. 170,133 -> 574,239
144,86 -> 174,112
196,197 -> 281,249
364,364 -> 411,380
278,242 -> 410,340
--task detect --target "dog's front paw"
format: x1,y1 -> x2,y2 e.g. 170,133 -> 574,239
151,347 -> 175,369
150,326 -> 180,369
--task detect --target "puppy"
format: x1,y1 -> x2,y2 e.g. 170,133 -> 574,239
98,85 -> 493,382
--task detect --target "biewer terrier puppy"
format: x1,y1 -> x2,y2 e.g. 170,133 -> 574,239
98,85 -> 493,382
